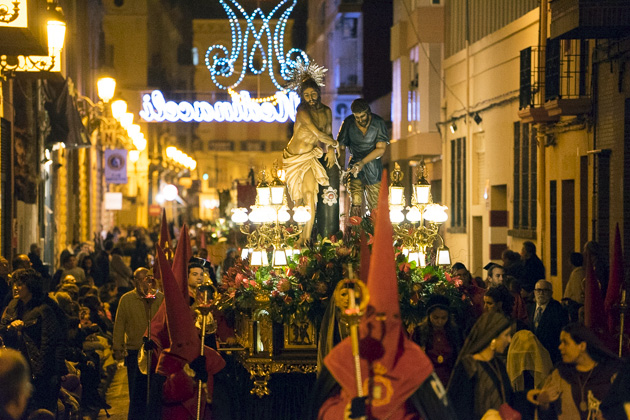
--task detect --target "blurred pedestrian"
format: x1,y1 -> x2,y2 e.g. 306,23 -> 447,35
411,294 -> 463,386
0,269 -> 63,415
109,248 -> 132,295
56,251 -> 86,288
486,263 -> 505,287
447,312 -> 517,420
563,252 -> 585,323
519,241 -> 545,296
112,267 -> 164,420
0,257 -> 10,314
528,323 -> 621,420
27,245 -> 50,286
484,285 -> 514,315
0,347 -> 33,420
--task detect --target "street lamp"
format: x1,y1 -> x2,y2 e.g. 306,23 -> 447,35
97,77 -> 116,103
47,10 -> 66,58
111,99 -> 128,121
0,4 -> 67,74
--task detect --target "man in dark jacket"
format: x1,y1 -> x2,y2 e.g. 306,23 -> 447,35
0,269 -> 63,415
520,241 -> 546,294
28,244 -> 51,292
527,279 -> 568,364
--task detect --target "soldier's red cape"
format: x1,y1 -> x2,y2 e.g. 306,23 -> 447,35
324,170 -> 433,418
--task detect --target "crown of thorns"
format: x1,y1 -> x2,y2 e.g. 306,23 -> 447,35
285,60 -> 327,93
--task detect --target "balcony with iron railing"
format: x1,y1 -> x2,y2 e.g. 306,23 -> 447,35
518,39 -> 592,123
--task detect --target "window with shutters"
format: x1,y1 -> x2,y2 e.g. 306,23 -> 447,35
511,122 -> 537,236
450,137 -> 466,229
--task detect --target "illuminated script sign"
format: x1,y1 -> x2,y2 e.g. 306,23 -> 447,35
139,90 -> 300,123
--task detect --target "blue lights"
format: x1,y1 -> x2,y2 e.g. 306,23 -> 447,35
205,0 -> 310,93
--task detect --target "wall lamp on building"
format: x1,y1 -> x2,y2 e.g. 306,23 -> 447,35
389,161 -> 451,268
472,112 -> 483,125
449,121 -> 457,133
0,0 -> 21,24
0,4 -> 66,74
165,146 -> 197,171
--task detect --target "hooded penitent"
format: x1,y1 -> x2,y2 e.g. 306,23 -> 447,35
506,330 -> 552,391
149,224 -> 192,358
324,170 -> 433,418
154,245 -> 225,419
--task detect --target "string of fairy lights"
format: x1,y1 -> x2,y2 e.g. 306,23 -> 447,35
204,0 -> 309,102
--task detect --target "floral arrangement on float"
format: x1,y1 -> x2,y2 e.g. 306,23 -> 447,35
216,216 -> 470,330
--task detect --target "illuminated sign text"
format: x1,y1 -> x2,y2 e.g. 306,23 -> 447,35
139,90 -> 300,123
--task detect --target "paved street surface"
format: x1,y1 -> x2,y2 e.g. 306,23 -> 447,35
98,363 -> 129,420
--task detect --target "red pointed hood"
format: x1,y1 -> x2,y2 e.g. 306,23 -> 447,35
159,209 -> 171,249
172,224 -> 193,300
359,229 -> 371,284
156,245 -> 200,362
148,224 -> 192,352
324,170 -> 433,418
605,224 -> 624,334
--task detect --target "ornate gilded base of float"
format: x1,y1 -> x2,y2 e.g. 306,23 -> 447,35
229,310 -> 318,397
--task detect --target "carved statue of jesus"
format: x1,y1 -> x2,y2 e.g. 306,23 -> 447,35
283,78 -> 338,243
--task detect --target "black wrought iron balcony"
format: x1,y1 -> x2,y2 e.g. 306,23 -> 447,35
551,0 -> 630,40
543,38 -> 592,117
518,46 -> 557,123
519,39 -> 591,123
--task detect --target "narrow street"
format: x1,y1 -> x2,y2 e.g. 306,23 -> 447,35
98,364 -> 129,420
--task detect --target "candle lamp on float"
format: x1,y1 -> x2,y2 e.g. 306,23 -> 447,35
231,163 -> 311,267
388,160 -> 451,268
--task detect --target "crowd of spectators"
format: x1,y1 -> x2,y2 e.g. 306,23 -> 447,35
0,227 -> 163,420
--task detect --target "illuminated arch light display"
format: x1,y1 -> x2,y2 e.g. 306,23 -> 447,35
139,89 -> 301,123
140,0 -> 310,124
205,0 -> 309,93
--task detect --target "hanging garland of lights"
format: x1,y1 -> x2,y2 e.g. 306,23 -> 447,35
205,0 -> 309,99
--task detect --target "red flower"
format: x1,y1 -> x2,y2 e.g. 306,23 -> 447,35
286,268 -> 295,277
234,273 -> 245,287
398,262 -> 411,273
367,233 -> 374,245
284,295 -> 293,304
349,216 -> 362,225
276,278 -> 291,292
423,273 -> 432,282
271,290 -> 279,298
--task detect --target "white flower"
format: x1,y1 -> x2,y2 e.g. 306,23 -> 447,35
321,187 -> 338,206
